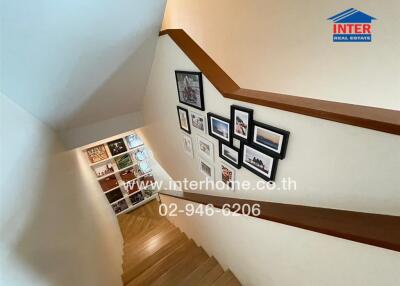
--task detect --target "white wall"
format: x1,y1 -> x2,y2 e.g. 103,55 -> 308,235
0,94 -> 123,286
59,110 -> 144,149
142,36 -> 400,216
161,195 -> 400,286
162,0 -> 400,110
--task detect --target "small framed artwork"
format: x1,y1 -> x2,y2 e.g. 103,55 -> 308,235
199,158 -> 214,181
220,162 -> 235,190
105,188 -> 123,203
114,154 -> 133,170
207,113 -> 231,144
231,105 -> 253,142
177,106 -> 191,134
99,175 -> 119,192
219,142 -> 241,168
86,144 -> 108,164
252,121 -> 290,159
139,161 -> 151,174
129,192 -> 144,205
196,135 -> 214,162
107,138 -> 127,156
93,162 -> 114,178
125,134 -> 143,149
119,167 -> 135,183
182,134 -> 194,158
175,71 -> 205,111
189,110 -> 207,133
242,144 -> 278,181
112,199 -> 128,214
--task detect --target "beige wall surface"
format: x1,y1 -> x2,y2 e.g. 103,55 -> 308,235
162,0 -> 400,110
142,36 -> 400,216
0,94 -> 123,286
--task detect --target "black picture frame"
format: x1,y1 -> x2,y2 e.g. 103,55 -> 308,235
107,138 -> 127,156
207,112 -> 231,144
241,143 -> 279,181
230,105 -> 253,143
252,121 -> 290,159
177,106 -> 191,134
175,71 -> 205,111
219,142 -> 241,169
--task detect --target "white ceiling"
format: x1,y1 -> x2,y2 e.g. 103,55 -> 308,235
0,0 -> 166,130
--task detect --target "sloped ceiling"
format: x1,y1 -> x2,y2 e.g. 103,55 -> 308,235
0,0 -> 166,131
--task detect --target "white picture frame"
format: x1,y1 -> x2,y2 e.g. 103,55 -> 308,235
196,135 -> 214,162
198,158 -> 214,181
189,110 -> 207,133
182,133 -> 194,158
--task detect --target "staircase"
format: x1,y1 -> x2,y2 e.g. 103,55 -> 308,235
118,199 -> 241,286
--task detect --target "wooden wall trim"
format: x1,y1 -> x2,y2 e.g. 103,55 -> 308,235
159,190 -> 400,252
159,29 -> 400,135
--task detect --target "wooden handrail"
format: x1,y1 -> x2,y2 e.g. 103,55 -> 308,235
159,29 -> 400,135
159,190 -> 400,252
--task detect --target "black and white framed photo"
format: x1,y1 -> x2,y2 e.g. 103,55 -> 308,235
107,138 -> 127,156
219,142 -> 241,168
207,113 -> 231,144
177,106 -> 191,134
189,110 -> 207,133
219,162 -> 235,190
252,121 -> 290,159
231,105 -> 253,142
182,133 -> 194,158
242,144 -> 278,181
198,158 -> 214,181
175,71 -> 205,111
196,135 -> 214,162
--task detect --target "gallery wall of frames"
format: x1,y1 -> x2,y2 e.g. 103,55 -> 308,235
175,70 -> 290,189
83,132 -> 157,215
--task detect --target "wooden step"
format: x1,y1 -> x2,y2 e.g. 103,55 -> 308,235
123,222 -> 175,250
150,246 -> 208,286
123,218 -> 170,242
197,263 -> 224,286
178,256 -> 218,286
122,229 -> 186,273
212,270 -> 241,286
124,239 -> 197,286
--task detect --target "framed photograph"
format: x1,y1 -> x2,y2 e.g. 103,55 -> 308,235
99,175 -> 118,192
220,162 -> 235,190
199,158 -> 214,181
182,134 -> 194,158
119,167 -> 135,183
219,142 -> 241,168
177,106 -> 191,134
231,105 -> 253,142
242,144 -> 278,181
196,135 -> 214,162
93,162 -> 114,178
207,113 -> 231,143
252,121 -> 290,159
125,134 -> 143,149
86,144 -> 108,164
112,199 -> 128,214
105,188 -> 123,203
133,149 -> 147,161
139,161 -> 151,173
189,110 -> 207,133
175,71 -> 205,111
107,138 -> 127,156
114,154 -> 133,170
129,192 -> 144,205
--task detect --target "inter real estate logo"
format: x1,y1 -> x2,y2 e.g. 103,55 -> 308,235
328,8 -> 376,42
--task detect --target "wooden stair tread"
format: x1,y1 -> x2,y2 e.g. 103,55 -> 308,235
124,222 -> 175,250
123,226 -> 180,259
122,230 -> 186,274
212,270 -> 241,286
197,263 -> 224,286
178,256 -> 218,286
125,239 -> 197,286
150,246 -> 208,286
